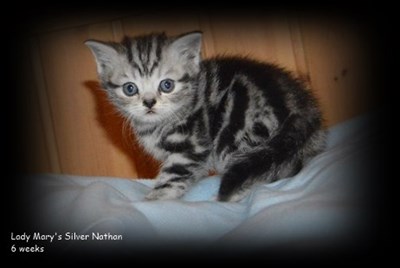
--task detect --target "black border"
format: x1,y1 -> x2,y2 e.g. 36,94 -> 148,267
5,3 -> 390,264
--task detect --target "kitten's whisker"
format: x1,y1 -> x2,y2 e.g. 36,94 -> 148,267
121,114 -> 134,147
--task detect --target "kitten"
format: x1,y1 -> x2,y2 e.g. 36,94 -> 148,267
85,31 -> 326,202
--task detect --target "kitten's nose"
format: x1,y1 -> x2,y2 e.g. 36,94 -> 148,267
143,98 -> 157,109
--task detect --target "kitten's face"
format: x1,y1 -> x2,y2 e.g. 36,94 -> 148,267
86,32 -> 202,124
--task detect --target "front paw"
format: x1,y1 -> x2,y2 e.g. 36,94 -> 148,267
145,185 -> 185,201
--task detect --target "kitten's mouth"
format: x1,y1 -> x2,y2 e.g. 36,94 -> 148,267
146,110 -> 156,115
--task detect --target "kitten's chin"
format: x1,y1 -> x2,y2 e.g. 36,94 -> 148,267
130,106 -> 185,125
134,111 -> 166,125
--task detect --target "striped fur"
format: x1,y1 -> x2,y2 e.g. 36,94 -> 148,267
85,32 -> 326,202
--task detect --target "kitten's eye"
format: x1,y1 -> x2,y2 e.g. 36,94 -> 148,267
122,82 -> 138,96
159,79 -> 175,93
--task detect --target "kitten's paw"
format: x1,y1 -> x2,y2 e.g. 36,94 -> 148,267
145,186 -> 184,201
144,189 -> 167,201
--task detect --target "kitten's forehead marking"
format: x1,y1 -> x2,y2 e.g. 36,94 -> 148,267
126,34 -> 169,78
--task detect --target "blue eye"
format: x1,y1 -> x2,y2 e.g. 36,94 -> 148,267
159,79 -> 175,93
122,82 -> 138,96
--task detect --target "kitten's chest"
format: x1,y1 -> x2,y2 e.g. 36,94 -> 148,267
137,130 -> 168,161
137,126 -> 169,161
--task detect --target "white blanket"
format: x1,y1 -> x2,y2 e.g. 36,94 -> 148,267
30,114 -> 377,252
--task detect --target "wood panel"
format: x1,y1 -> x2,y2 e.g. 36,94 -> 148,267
200,15 -> 299,74
36,22 -> 139,178
300,19 -> 374,126
18,43 -> 53,173
22,13 -> 374,178
121,13 -> 202,36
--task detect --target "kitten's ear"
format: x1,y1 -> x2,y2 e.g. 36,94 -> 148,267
170,32 -> 202,66
85,40 -> 119,75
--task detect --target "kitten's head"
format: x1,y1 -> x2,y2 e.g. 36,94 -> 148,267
85,32 -> 202,125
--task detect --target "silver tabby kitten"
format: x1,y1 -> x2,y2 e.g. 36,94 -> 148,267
85,31 -> 326,202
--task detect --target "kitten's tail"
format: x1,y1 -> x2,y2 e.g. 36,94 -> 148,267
218,114 -> 326,202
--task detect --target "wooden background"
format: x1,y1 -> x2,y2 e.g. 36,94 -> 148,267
20,12 -> 375,178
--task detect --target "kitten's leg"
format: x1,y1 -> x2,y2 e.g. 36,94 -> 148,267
218,148 -> 304,202
218,150 -> 269,202
218,115 -> 325,202
145,155 -> 207,200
